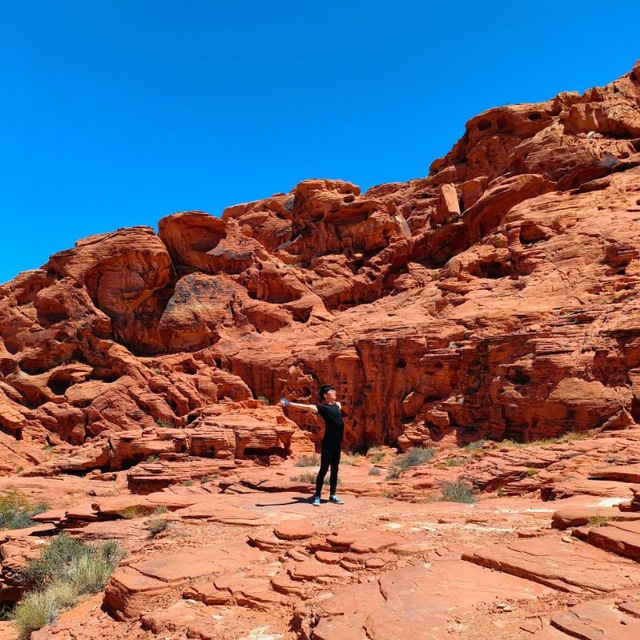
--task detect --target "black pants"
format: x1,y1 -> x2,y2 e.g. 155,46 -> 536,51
315,440 -> 341,496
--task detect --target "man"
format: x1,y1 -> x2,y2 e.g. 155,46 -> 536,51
280,384 -> 344,506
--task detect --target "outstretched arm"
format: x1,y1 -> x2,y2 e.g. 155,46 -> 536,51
279,398 -> 318,413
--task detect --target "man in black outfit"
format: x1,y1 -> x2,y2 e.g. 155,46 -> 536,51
279,384 -> 344,506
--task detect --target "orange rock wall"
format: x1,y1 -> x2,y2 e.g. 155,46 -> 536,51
1,60 -> 640,465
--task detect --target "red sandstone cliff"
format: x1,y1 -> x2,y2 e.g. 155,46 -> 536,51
1,59 -> 640,473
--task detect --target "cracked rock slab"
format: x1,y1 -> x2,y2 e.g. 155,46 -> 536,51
311,558 -> 552,640
551,600 -> 640,640
462,535 -> 640,593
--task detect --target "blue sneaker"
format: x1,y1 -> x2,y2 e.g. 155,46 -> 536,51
329,495 -> 344,505
312,496 -> 321,506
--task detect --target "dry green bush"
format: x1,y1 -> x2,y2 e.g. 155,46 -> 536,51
14,535 -> 124,638
440,479 -> 475,503
146,518 -> 169,538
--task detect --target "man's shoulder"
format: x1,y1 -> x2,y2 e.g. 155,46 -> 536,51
317,402 -> 341,410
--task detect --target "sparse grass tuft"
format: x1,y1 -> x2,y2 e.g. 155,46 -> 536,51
443,457 -> 467,467
290,472 -> 336,487
386,466 -> 402,480
13,589 -> 57,640
14,535 -> 124,638
587,515 -> 611,528
155,418 -> 173,429
20,534 -> 124,589
399,447 -> 435,469
68,554 -> 117,594
118,505 -> 143,519
369,451 -> 385,464
290,472 -> 316,484
505,431 -> 590,448
146,518 -> 169,538
294,455 -> 320,467
257,395 -> 270,405
440,479 -> 475,503
368,467 -> 382,476
463,440 -> 485,452
145,455 -> 159,463
525,467 -> 538,476
342,453 -> 362,466
388,447 -> 435,478
199,475 -> 216,484
0,489 -> 48,530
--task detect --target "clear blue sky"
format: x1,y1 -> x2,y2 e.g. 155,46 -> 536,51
1,0 -> 638,284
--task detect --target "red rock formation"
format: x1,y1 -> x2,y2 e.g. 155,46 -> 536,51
1,60 -> 640,475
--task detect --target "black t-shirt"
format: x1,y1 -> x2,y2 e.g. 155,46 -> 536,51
316,403 -> 344,442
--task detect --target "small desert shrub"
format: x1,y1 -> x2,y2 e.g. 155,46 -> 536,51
199,475 -> 216,484
21,535 -> 123,589
369,451 -> 385,464
342,453 -> 362,466
526,467 -> 538,476
294,455 -> 320,467
119,505 -> 143,519
395,447 -> 435,471
0,489 -> 47,530
155,418 -> 173,429
153,505 -> 168,515
385,447 -> 435,479
145,455 -> 159,463
290,473 -> 336,487
147,518 -> 169,538
443,457 -> 466,467
386,466 -> 403,480
440,479 -> 475,504
257,396 -> 270,405
68,554 -> 117,594
180,479 -> 195,487
528,437 -> 561,446
561,431 -> 589,442
368,467 -> 382,476
587,515 -> 611,528
13,589 -> 58,640
463,440 -> 485,452
14,535 -> 124,638
290,472 -> 316,484
508,434 -> 586,448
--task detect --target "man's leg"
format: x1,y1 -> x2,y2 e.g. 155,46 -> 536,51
328,442 -> 341,496
315,444 -> 331,497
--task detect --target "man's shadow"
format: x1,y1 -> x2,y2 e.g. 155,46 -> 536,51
254,496 -> 315,507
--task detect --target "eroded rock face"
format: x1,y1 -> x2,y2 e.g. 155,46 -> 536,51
1,61 -> 640,469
